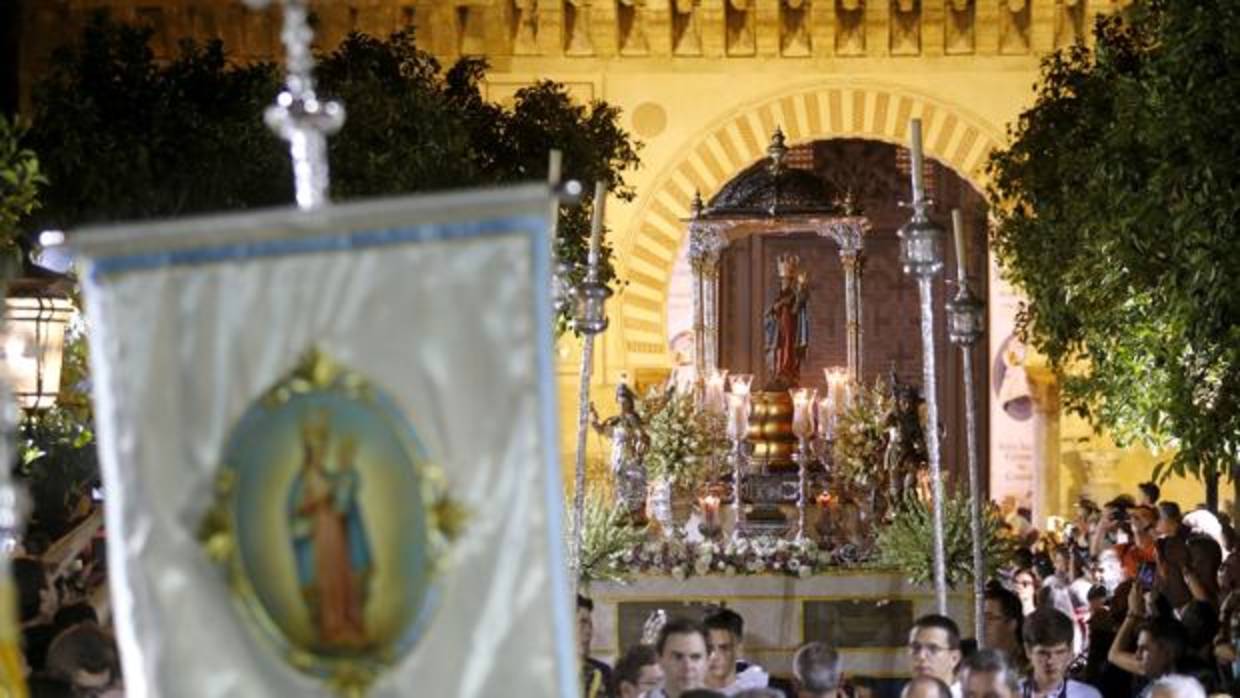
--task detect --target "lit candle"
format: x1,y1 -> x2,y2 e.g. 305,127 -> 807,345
909,118 -> 925,203
823,366 -> 848,412
817,395 -> 835,440
726,392 -> 750,442
701,494 -> 721,525
816,492 -> 833,510
705,368 -> 729,415
729,373 -> 754,398
790,387 -> 816,441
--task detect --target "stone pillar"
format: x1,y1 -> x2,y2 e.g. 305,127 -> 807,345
702,260 -> 721,372
822,218 -> 869,382
688,220 -> 728,379
1028,365 -> 1060,527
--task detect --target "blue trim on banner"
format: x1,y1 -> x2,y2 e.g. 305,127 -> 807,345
531,233 -> 578,697
86,215 -> 547,280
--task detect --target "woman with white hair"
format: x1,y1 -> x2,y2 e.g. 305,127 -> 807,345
1148,673 -> 1206,698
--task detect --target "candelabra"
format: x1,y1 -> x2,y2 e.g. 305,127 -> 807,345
898,118 -> 949,615
946,209 -> 987,644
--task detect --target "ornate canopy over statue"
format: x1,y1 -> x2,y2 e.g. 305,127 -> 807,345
684,128 -> 871,387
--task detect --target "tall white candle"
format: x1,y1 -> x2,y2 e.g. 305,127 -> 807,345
951,208 -> 967,284
791,388 -> 816,440
726,392 -> 751,442
909,118 -> 925,203
817,395 -> 835,440
588,180 -> 606,268
705,368 -> 728,414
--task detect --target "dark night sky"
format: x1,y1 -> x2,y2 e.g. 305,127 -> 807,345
1,0 -> 17,115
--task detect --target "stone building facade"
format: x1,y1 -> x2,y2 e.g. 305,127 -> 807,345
17,0 -> 1204,516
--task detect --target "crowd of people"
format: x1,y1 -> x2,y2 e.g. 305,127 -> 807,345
579,482 -> 1240,698
14,547 -> 123,697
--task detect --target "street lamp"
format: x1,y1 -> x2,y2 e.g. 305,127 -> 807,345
3,276 -> 75,410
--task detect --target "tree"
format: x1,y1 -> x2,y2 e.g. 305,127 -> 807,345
0,111 -> 42,263
987,0 -> 1240,509
25,14 -> 641,332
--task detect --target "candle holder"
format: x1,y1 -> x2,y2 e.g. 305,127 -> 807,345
814,491 -> 835,545
789,387 -> 816,542
726,375 -> 753,542
698,493 -> 724,540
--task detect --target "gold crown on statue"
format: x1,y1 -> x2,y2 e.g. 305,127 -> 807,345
776,254 -> 800,278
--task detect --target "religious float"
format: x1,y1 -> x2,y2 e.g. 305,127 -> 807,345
575,129 -> 1003,681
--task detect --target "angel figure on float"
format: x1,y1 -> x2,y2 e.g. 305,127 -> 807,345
590,382 -> 651,523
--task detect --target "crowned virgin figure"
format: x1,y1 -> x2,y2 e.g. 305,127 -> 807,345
288,412 -> 373,651
764,254 -> 810,390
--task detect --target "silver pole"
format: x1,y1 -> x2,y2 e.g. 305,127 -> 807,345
916,278 -> 948,615
947,209 -> 987,642
899,119 -> 948,615
245,0 -> 345,211
570,182 -> 609,583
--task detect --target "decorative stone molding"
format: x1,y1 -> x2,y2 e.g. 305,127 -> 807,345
945,0 -> 973,55
780,0 -> 811,57
835,0 -> 865,56
618,82 -> 1004,362
890,0 -> 920,56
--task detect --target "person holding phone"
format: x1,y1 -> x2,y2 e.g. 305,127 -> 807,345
1108,583 -> 1189,696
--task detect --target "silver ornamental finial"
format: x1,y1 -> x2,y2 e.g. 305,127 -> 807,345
246,0 -> 345,211
767,128 -> 788,175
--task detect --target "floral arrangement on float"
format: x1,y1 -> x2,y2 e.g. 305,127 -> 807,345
637,387 -> 729,493
617,535 -> 836,580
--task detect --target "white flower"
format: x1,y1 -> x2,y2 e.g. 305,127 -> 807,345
694,558 -> 711,576
772,560 -> 783,571
746,559 -> 764,573
788,558 -> 802,572
798,565 -> 812,578
672,565 -> 687,581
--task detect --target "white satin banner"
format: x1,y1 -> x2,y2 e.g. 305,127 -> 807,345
74,185 -> 575,698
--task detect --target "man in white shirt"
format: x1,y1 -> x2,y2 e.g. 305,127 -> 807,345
704,608 -> 769,695
647,617 -> 710,698
907,614 -> 963,698
1019,608 -> 1102,698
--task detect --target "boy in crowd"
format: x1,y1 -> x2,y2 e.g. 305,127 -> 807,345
1020,608 -> 1101,698
704,609 -> 770,695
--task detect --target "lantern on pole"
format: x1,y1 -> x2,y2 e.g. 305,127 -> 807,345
3,275 -> 75,410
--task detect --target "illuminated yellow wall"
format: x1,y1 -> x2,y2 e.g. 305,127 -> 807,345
21,0 -> 1201,512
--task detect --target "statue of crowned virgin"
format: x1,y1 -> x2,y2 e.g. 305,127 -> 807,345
764,254 -> 810,390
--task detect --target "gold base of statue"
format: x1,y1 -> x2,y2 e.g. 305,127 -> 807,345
748,391 -> 797,472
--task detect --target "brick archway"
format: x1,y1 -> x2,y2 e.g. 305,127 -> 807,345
616,80 -> 1006,365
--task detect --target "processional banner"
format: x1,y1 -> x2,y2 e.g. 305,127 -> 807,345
74,185 -> 575,697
